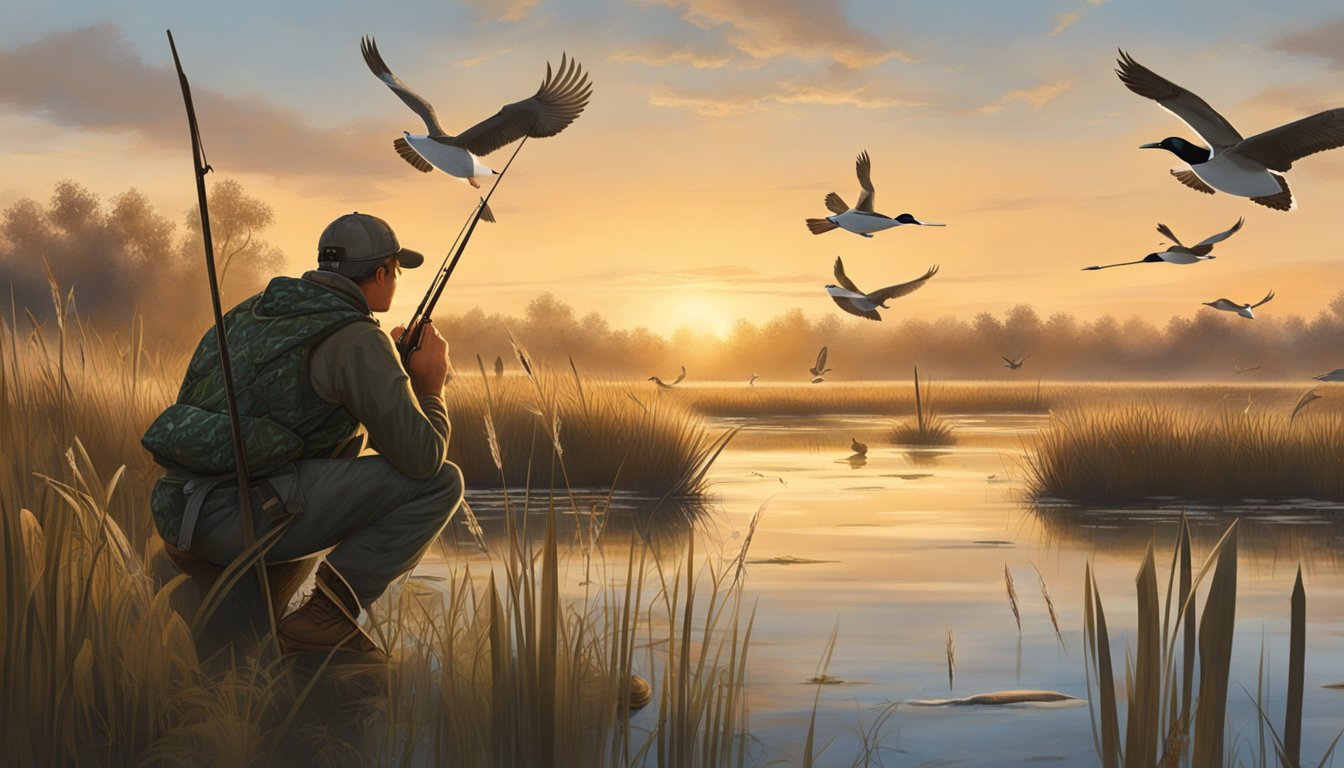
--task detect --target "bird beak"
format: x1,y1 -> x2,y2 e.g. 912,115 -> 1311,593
1139,142 -> 1162,149
918,220 -> 946,226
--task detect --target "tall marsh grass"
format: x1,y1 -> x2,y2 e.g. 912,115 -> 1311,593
1027,405 -> 1344,502
888,367 -> 957,446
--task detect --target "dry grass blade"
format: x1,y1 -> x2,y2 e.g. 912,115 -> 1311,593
1084,565 -> 1121,768
1192,524 -> 1238,768
1032,562 -> 1066,653
946,626 -> 955,691
1125,543 -> 1160,768
1286,566 -> 1305,767
1005,564 -> 1021,633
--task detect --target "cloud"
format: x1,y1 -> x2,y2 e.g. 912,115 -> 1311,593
462,0 -> 538,24
651,0 -> 913,69
1270,17 -> 1344,69
609,39 -> 736,69
0,25 -> 394,181
649,70 -> 927,117
457,48 -> 515,68
979,77 -> 1076,114
1049,11 -> 1081,37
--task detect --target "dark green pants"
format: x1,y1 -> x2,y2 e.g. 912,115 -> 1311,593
186,456 -> 463,606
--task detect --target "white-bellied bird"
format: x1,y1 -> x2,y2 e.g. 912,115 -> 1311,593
361,37 -> 592,220
1203,290 -> 1274,319
1117,50 -> 1344,211
806,151 -> 944,237
826,257 -> 938,321
1083,218 -> 1243,270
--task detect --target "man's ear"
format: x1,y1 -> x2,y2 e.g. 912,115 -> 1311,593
373,264 -> 389,285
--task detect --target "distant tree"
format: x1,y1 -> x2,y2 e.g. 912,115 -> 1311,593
179,179 -> 283,304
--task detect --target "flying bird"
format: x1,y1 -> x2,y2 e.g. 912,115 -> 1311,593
1290,389 -> 1321,421
810,346 -> 832,377
825,257 -> 938,322
1314,368 -> 1344,382
361,37 -> 592,219
748,373 -> 759,386
806,151 -> 945,237
648,366 -> 687,389
1203,290 -> 1274,319
1002,356 -> 1029,370
1082,218 -> 1243,270
1117,50 -> 1344,211
1233,360 -> 1260,375
850,438 -> 868,458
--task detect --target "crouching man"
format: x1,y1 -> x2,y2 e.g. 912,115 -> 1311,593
142,212 -> 462,654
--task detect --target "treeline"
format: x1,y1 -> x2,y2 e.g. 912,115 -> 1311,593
443,293 -> 1344,382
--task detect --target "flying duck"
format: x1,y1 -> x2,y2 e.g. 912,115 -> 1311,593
810,346 -> 832,378
1002,356 -> 1029,370
1203,290 -> 1274,319
361,37 -> 592,219
825,257 -> 938,321
648,366 -> 687,388
1117,50 -> 1344,211
806,151 -> 945,237
1082,218 -> 1243,270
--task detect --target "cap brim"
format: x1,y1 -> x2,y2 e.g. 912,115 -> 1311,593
394,248 -> 424,269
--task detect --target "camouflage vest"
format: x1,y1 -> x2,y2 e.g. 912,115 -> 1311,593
143,277 -> 373,537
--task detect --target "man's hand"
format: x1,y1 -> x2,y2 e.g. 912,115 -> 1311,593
392,321 -> 449,396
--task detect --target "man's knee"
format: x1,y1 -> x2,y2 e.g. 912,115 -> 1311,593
426,461 -> 464,505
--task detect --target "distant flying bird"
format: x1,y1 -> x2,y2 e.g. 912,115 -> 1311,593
1002,355 -> 1029,370
850,438 -> 868,458
806,151 -> 945,237
1314,368 -> 1344,382
1082,218 -> 1243,270
810,375 -> 826,384
361,36 -> 592,219
826,257 -> 938,322
1203,290 -> 1275,319
1233,360 -> 1260,375
1290,389 -> 1321,421
648,366 -> 687,389
749,373 -> 759,386
1117,50 -> 1344,211
494,355 -> 504,378
810,346 -> 832,377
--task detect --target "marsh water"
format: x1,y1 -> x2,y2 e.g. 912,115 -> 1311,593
425,409 -> 1344,766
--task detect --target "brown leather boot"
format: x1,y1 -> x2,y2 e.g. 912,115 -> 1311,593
278,561 -> 382,655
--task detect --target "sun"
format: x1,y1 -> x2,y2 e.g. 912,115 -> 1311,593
669,296 -> 735,338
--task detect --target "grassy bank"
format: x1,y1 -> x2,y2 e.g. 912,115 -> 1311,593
1026,405 -> 1344,503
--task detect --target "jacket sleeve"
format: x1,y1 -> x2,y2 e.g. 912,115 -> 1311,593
308,322 -> 450,479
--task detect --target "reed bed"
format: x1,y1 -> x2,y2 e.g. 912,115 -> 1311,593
888,367 -> 958,447
444,361 -> 736,495
1026,405 -> 1344,502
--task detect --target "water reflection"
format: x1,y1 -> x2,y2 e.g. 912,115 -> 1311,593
1029,501 -> 1344,569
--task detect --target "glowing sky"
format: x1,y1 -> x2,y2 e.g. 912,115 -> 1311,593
2,1 -> 1344,336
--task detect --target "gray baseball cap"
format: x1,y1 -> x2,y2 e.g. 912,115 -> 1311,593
317,212 -> 424,279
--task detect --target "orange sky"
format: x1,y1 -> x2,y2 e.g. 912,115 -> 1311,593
3,4 -> 1344,336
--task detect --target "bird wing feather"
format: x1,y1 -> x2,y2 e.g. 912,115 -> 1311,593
824,192 -> 849,214
1171,169 -> 1216,194
1206,299 -> 1238,311
833,256 -> 864,294
1115,50 -> 1242,150
1193,217 -> 1243,249
362,37 -> 449,137
1155,223 -> 1184,247
816,346 -> 828,373
672,365 -> 687,385
866,264 -> 939,303
854,151 -> 875,212
1230,108 -> 1344,171
1251,289 -> 1275,309
393,137 -> 434,173
450,54 -> 592,156
828,293 -> 882,321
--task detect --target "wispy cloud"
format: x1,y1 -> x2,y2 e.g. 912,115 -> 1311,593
1049,11 -> 1081,37
609,39 -> 736,69
979,78 -> 1076,114
462,0 -> 538,24
0,25 -> 392,180
649,69 -> 927,117
651,0 -> 913,69
457,48 -> 515,68
1270,16 -> 1344,69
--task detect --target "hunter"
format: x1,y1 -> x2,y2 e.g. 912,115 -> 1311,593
143,212 -> 462,654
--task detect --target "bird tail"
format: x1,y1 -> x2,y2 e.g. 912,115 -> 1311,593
480,200 -> 496,223
806,218 -> 838,234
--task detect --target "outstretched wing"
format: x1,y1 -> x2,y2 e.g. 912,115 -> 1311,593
1155,223 -> 1184,247
1205,299 -> 1239,311
1231,108 -> 1344,172
833,256 -> 863,294
854,150 -> 875,212
450,54 -> 592,156
1116,50 -> 1242,150
826,287 -> 882,321
1250,289 -> 1275,309
362,36 -> 448,137
824,192 -> 849,214
1193,217 -> 1244,249
815,346 -> 828,373
867,264 -> 939,303
672,365 -> 687,385
393,137 -> 434,172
